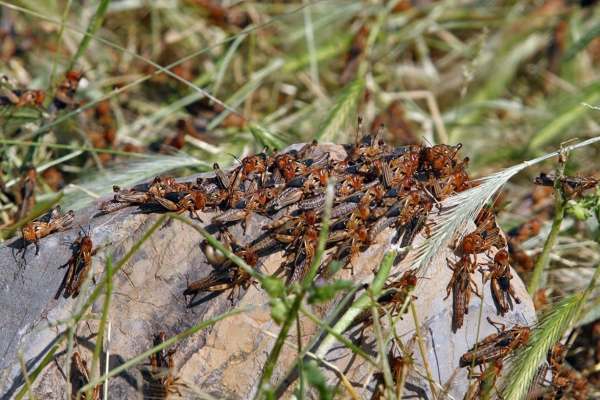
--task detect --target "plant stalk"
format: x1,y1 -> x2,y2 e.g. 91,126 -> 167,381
528,160 -> 567,295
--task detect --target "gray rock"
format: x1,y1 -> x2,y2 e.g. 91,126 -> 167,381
0,144 -> 536,399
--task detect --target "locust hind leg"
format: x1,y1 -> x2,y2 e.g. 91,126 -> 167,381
486,317 -> 506,332
470,277 -> 482,298
508,285 -> 521,304
190,208 -> 204,223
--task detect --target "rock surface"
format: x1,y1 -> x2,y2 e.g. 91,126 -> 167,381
0,144 -> 536,399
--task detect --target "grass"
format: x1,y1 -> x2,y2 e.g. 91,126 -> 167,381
527,155 -> 568,295
2,0 -> 600,399
504,261 -> 600,399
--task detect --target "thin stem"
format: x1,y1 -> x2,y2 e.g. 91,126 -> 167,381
410,302 -> 437,399
68,0 -> 111,71
254,183 -> 334,398
528,201 -> 565,295
103,321 -> 111,400
15,345 -> 60,400
314,250 -> 395,360
528,159 -> 567,295
89,256 -> 114,398
257,295 -> 303,398
303,0 -> 319,87
296,317 -> 305,399
370,291 -> 394,399
582,260 -> 600,301
170,214 -> 262,281
17,353 -> 36,400
49,0 -> 73,90
65,324 -> 76,400
0,139 -> 149,159
299,305 -> 377,366
273,284 -> 364,395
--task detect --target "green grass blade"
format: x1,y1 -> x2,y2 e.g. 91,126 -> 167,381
17,353 -> 36,400
528,81 -> 600,151
302,1 -> 319,86
299,305 -> 377,366
314,250 -> 395,359
563,22 -> 600,62
449,34 -> 546,142
527,169 -> 566,295
49,0 -> 73,89
68,0 -> 111,71
302,183 -> 334,287
371,292 -> 394,398
254,183 -> 334,399
0,139 -> 146,159
316,78 -> 365,143
503,262 -> 600,399
212,33 -> 247,97
89,256 -> 114,398
249,123 -> 288,151
15,344 -> 60,400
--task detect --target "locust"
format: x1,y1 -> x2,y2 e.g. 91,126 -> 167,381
459,210 -> 505,265
535,172 -> 599,199
111,185 -> 152,206
459,318 -> 530,367
287,225 -> 318,283
152,191 -> 206,221
54,70 -> 83,109
211,189 -> 271,231
0,89 -> 45,108
464,359 -> 503,400
354,269 -> 418,328
420,143 -> 463,177
183,266 -> 252,301
371,339 -> 413,400
56,229 -> 95,299
445,255 -> 479,332
184,243 -> 256,303
22,206 -> 74,255
297,193 -> 326,211
484,249 -> 521,315
146,332 -> 185,399
70,351 -> 101,400
267,186 -> 303,211
147,175 -> 191,197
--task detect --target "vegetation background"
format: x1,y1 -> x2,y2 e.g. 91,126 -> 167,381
1,0 -> 600,399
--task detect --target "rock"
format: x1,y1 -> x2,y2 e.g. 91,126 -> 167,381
0,144 -> 536,399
